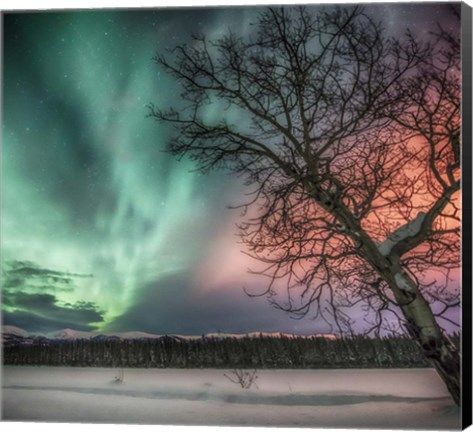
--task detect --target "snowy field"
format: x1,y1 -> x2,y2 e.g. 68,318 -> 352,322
1,366 -> 460,429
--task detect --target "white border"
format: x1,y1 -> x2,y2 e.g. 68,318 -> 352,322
1,0 -> 471,12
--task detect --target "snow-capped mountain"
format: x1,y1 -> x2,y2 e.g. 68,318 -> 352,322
2,325 -> 29,338
204,331 -> 337,340
47,328 -> 97,340
110,331 -> 168,340
1,325 -> 336,346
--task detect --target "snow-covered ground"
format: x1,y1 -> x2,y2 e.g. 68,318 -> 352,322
1,367 -> 460,429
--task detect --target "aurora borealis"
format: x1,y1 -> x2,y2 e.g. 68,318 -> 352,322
2,3 -> 460,335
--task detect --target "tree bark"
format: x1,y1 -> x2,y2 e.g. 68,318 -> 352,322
401,294 -> 461,406
384,265 -> 461,406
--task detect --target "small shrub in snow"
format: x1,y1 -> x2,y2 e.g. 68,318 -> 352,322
224,369 -> 258,389
113,368 -> 124,384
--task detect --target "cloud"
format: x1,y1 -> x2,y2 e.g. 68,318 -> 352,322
105,273 -> 332,336
2,310 -> 101,333
3,291 -> 104,333
3,260 -> 92,291
2,259 -> 103,332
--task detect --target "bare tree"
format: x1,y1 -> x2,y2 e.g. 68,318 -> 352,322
224,369 -> 259,389
149,6 -> 461,405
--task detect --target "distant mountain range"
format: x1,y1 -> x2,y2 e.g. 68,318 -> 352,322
1,325 -> 336,347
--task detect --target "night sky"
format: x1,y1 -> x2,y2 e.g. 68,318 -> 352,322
2,3 -> 460,335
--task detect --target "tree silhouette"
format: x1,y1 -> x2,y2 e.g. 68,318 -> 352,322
150,6 -> 461,405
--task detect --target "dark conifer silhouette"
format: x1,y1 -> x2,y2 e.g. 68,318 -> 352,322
5,333 -> 444,369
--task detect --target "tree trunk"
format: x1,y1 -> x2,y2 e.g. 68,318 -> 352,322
399,290 -> 461,406
376,258 -> 461,406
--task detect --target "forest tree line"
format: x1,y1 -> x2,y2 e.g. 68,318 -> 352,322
3,333 -> 461,369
